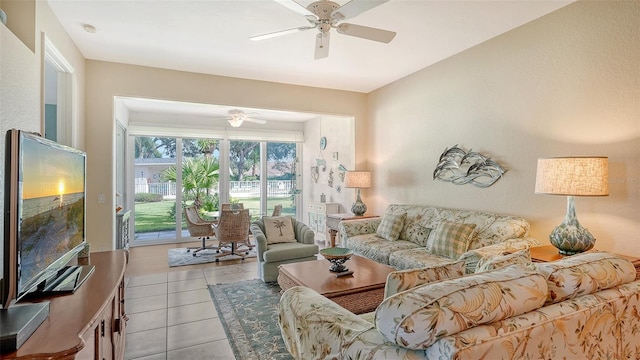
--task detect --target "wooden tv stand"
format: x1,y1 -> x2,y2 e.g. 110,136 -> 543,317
3,250 -> 128,359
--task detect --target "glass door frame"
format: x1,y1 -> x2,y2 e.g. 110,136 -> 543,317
128,136 -> 302,246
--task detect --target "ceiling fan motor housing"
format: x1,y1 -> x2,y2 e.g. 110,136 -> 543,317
252,0 -> 396,59
307,1 -> 340,35
307,1 -> 340,20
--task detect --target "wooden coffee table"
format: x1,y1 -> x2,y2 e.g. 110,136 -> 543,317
277,255 -> 394,314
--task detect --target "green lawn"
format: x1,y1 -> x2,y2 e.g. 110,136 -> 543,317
134,197 -> 296,233
134,200 -> 180,233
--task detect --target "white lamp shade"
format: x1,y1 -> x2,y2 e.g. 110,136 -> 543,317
345,171 -> 371,188
535,157 -> 609,196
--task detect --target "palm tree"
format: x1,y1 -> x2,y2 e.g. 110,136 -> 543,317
274,219 -> 287,236
162,156 -> 219,208
135,137 -> 162,158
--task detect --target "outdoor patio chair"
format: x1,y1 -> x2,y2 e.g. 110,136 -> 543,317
184,205 -> 218,256
214,208 -> 253,261
221,203 -> 244,210
271,204 -> 283,216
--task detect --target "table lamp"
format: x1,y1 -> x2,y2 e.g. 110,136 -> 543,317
535,157 -> 608,255
345,171 -> 371,216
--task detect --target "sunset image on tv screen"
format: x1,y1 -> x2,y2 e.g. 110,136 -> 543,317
18,135 -> 85,288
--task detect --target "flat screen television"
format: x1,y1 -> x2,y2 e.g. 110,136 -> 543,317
1,129 -> 92,310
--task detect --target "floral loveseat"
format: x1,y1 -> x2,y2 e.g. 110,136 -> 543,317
338,204 -> 541,273
279,252 -> 640,359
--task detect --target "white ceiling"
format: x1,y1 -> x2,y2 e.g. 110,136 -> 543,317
48,0 -> 573,94
119,96 -> 320,123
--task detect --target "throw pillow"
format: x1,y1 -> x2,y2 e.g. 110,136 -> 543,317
376,213 -> 407,241
475,249 -> 533,273
263,216 -> 296,244
426,221 -> 476,259
383,260 -> 465,299
404,223 -> 432,246
535,252 -> 636,305
375,264 -> 547,350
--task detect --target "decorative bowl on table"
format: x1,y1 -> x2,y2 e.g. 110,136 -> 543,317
320,247 -> 353,273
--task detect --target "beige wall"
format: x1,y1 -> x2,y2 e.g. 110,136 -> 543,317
84,61 -> 367,251
0,1 -> 85,253
303,115 -> 356,217
4,0 -> 638,258
366,1 -> 640,255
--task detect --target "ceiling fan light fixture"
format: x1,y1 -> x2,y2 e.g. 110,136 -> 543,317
228,118 -> 243,127
227,109 -> 247,127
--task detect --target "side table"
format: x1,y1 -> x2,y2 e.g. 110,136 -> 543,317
529,244 -> 640,279
307,202 -> 340,243
326,213 -> 379,247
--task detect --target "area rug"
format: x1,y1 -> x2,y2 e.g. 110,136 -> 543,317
168,247 -> 257,267
208,279 -> 293,360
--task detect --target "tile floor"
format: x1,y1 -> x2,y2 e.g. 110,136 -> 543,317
123,241 -> 259,360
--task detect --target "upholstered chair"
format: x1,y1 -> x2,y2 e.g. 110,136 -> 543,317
250,217 -> 318,282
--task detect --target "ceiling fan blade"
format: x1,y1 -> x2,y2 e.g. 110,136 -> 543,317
250,26 -> 314,41
336,23 -> 396,43
273,0 -> 318,19
331,0 -> 390,21
314,32 -> 330,60
245,118 -> 268,125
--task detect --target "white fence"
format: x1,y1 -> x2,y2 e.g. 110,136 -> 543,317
135,179 -> 294,199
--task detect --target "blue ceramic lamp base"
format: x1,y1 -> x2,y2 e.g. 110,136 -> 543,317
550,196 -> 596,255
351,189 -> 367,216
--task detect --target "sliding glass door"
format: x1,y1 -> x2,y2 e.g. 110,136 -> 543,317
266,142 -> 297,217
228,140 -> 261,218
133,136 -> 179,243
225,141 -> 298,220
131,135 -> 300,246
180,138 -> 220,226
132,136 -> 221,245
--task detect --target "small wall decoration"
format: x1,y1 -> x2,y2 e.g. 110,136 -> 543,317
433,145 -> 507,188
337,164 -> 347,182
328,168 -> 334,187
310,166 -> 319,183
316,158 -> 327,172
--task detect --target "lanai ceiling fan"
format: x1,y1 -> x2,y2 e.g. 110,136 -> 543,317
221,109 -> 268,128
251,0 -> 396,59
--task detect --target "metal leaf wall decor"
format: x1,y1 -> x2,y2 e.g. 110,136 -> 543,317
433,145 -> 507,188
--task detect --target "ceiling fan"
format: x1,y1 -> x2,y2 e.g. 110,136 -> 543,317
223,109 -> 267,128
251,0 -> 396,59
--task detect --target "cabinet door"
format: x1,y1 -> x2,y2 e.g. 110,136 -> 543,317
308,212 -> 314,231
76,324 -> 99,360
113,280 -> 127,360
318,215 -> 326,234
102,302 -> 114,360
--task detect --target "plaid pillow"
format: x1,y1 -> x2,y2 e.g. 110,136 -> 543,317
426,221 -> 476,259
376,213 -> 407,241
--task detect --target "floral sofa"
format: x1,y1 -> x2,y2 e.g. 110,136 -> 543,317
279,252 -> 640,359
338,204 -> 541,273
